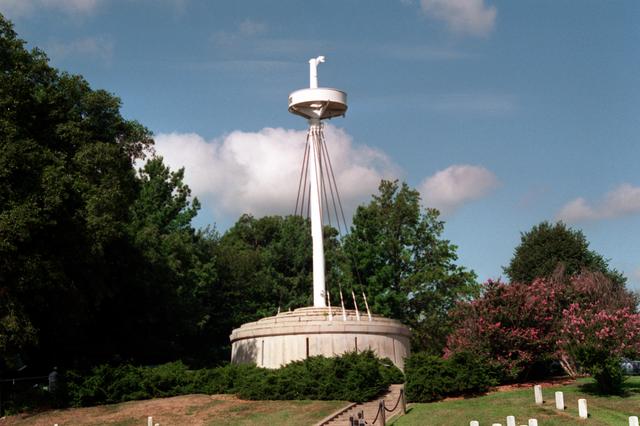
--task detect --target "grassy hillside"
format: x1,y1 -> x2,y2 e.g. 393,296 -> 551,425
392,377 -> 640,426
1,394 -> 347,426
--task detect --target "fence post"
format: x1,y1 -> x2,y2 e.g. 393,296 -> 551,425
380,400 -> 386,425
401,388 -> 406,414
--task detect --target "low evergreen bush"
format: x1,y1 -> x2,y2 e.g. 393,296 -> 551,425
405,351 -> 498,402
66,351 -> 402,406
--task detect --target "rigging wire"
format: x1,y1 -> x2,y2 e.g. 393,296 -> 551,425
318,133 -> 332,228
318,135 -> 343,235
296,134 -> 312,218
293,122 -> 373,320
319,128 -> 371,319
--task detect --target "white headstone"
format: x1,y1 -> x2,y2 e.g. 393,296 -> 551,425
555,391 -> 565,410
148,416 -> 153,426
533,385 -> 543,405
507,415 -> 516,426
629,416 -> 639,426
492,424 -> 502,426
578,398 -> 588,419
528,419 -> 538,426
470,421 -> 480,426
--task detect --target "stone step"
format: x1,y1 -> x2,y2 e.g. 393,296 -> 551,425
318,384 -> 405,426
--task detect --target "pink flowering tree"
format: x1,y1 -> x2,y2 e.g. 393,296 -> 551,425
447,270 -> 639,388
446,276 -> 566,381
558,303 -> 640,393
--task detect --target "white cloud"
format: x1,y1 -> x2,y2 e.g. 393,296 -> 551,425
153,126 -> 400,221
47,36 -> 114,64
0,0 -> 101,16
419,0 -> 496,37
418,164 -> 499,215
556,183 -> 640,223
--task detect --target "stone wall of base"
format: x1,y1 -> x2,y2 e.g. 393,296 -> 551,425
230,307 -> 411,370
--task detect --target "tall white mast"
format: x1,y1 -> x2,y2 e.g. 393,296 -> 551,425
288,56 -> 348,308
308,118 -> 325,307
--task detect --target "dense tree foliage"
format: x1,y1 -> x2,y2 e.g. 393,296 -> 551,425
0,14 -> 361,372
504,221 -> 624,285
0,14 -> 222,369
1,14 -> 152,368
343,180 -> 479,353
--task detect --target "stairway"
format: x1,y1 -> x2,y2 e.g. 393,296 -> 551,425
317,384 -> 405,426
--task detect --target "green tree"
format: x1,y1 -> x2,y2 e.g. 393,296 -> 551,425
0,13 -> 161,368
504,221 -> 624,285
113,157 -> 220,364
216,215 -> 314,324
343,180 -> 478,353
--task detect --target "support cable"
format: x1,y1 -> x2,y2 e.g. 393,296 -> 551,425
294,134 -> 310,216
293,123 -> 374,319
319,136 -> 343,235
321,130 -> 372,318
318,133 -> 332,228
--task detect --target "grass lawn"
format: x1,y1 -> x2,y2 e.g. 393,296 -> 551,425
0,394 -> 347,426
391,377 -> 640,426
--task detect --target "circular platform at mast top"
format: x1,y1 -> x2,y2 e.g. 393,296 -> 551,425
288,88 -> 347,120
230,306 -> 411,370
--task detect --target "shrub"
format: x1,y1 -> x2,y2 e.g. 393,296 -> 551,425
593,358 -> 625,395
405,351 -> 498,402
235,350 -> 401,403
66,351 -> 401,407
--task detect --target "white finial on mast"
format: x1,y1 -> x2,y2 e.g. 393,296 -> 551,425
308,56 -> 325,89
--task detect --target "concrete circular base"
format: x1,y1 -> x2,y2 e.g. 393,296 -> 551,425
230,307 -> 411,370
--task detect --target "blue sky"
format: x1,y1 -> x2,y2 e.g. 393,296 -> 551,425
3,0 -> 639,290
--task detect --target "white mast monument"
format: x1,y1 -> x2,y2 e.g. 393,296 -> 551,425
288,55 -> 347,308
230,57 -> 410,370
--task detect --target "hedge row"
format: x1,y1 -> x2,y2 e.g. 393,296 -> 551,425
65,350 -> 404,406
405,351 -> 499,402
57,350 -> 497,407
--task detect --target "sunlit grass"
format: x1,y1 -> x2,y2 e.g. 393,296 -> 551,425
391,377 -> 640,426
